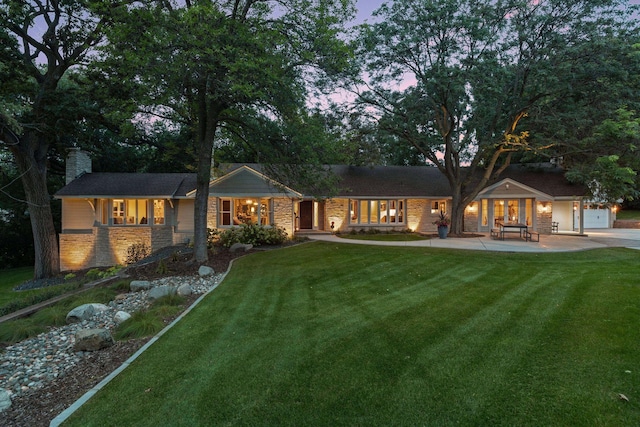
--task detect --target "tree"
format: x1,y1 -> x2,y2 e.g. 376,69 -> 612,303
95,0 -> 355,262
355,0 -> 638,234
0,0 -> 128,278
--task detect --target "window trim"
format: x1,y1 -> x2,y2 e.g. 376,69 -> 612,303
100,198 -> 166,226
218,197 -> 273,228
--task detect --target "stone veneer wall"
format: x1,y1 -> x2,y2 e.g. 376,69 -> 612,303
323,198 -> 451,234
59,232 -> 96,271
60,226 -> 176,271
205,197 -> 295,237
463,203 -> 479,232
324,199 -> 348,232
536,202 -> 553,234
273,197 -> 295,237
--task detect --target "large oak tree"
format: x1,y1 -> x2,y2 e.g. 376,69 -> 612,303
355,0 -> 638,234
94,0 -> 355,262
0,0 -> 129,278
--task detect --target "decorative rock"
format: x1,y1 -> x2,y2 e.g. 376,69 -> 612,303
198,265 -> 215,277
230,243 -> 253,253
114,311 -> 132,324
0,272 -> 223,401
90,303 -> 110,313
0,389 -> 11,412
66,304 -> 95,324
73,329 -> 114,352
148,285 -> 176,301
130,280 -> 151,292
177,284 -> 192,296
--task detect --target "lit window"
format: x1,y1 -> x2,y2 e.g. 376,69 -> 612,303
349,199 -> 406,225
153,200 -> 164,224
220,198 -> 272,227
431,201 -> 446,214
111,199 -> 150,225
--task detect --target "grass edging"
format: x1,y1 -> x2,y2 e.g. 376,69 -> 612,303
49,261 -> 236,427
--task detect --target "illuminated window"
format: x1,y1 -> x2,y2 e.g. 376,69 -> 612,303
349,199 -> 406,225
219,198 -> 272,227
431,200 -> 446,214
153,200 -> 165,224
110,199 -> 151,225
482,200 -> 488,226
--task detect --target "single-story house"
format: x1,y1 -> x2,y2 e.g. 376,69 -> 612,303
55,149 -> 613,271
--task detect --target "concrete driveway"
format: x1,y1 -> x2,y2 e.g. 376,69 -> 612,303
309,228 -> 640,253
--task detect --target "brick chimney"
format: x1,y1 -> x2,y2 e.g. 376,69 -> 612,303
66,148 -> 92,184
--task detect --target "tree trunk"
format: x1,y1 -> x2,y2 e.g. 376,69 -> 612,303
192,92 -> 224,263
449,188 -> 465,235
193,133 -> 214,263
10,134 -> 59,279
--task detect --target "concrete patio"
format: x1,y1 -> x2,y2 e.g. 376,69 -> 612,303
309,228 -> 640,252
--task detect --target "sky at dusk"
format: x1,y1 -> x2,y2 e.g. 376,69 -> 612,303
354,0 -> 640,24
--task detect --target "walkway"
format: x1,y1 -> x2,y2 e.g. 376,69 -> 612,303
308,229 -> 640,252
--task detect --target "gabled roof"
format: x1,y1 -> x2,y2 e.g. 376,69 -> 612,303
476,178 -> 554,201
498,164 -> 585,197
54,163 -> 585,200
188,165 -> 302,198
54,173 -> 197,199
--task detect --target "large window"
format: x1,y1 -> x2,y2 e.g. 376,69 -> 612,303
349,199 -> 405,225
219,198 -> 272,227
101,199 -> 165,225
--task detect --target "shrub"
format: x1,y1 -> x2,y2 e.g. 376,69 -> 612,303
110,279 -> 131,292
85,265 -> 123,281
31,305 -> 69,327
126,242 -> 151,265
152,294 -> 186,308
113,310 -> 165,340
216,224 -> 288,247
156,259 -> 169,275
0,318 -> 45,344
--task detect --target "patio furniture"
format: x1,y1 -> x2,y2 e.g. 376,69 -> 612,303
551,222 -> 559,233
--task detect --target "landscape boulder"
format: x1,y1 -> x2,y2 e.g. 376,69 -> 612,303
89,303 -> 110,313
73,329 -> 114,352
177,284 -> 192,296
0,389 -> 11,412
148,285 -> 176,301
198,265 -> 215,277
66,304 -> 95,324
130,280 -> 151,292
114,311 -> 132,324
230,243 -> 253,253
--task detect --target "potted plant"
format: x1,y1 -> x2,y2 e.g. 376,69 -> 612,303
433,211 -> 451,239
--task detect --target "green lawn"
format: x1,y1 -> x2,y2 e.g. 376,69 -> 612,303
617,209 -> 640,220
65,243 -> 640,426
0,267 -> 35,306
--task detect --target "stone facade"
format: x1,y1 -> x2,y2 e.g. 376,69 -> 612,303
536,202 -> 553,234
272,198 -> 295,237
463,202 -> 479,233
60,226 -> 175,271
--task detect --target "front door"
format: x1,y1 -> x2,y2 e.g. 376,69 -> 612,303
299,200 -> 313,229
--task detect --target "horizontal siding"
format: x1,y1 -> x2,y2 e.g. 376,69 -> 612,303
62,199 -> 95,230
175,199 -> 195,233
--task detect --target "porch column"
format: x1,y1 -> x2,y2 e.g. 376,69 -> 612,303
579,198 -> 585,235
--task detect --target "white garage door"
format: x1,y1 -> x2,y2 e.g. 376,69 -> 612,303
576,207 -> 609,228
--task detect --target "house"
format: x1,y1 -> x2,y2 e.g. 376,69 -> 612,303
55,150 -> 610,271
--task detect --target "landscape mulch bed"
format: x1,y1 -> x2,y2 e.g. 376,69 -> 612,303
0,246 -> 259,427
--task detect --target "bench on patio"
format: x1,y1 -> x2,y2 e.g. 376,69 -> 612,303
524,230 -> 539,242
490,228 -> 501,239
